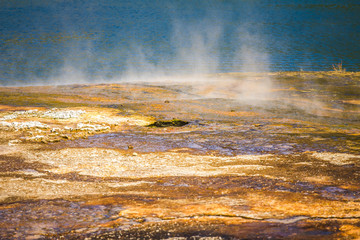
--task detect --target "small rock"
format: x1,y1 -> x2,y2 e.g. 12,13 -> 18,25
132,152 -> 138,156
128,145 -> 134,149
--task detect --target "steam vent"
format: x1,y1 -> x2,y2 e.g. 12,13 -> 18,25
1,1 -> 360,239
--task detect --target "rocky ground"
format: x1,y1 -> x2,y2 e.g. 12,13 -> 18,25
0,72 -> 359,239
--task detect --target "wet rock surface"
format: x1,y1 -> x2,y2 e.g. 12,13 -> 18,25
0,72 -> 359,239
147,119 -> 190,128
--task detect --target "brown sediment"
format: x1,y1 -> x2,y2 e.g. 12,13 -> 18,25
0,71 -> 359,239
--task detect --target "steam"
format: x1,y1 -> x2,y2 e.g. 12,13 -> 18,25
121,13 -> 225,83
51,64 -> 87,85
230,29 -> 273,102
120,15 -> 272,102
2,0 -> 274,102
123,44 -> 165,82
170,17 -> 222,75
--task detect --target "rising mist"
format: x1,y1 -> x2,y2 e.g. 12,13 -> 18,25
0,1 -> 271,87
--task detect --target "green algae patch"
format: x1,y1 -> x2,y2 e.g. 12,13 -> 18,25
147,119 -> 189,127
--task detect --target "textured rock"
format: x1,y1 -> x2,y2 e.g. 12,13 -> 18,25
0,121 -> 49,130
42,109 -> 86,119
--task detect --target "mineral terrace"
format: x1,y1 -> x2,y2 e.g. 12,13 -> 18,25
0,72 -> 359,239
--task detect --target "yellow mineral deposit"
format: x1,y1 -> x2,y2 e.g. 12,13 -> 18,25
0,72 -> 359,239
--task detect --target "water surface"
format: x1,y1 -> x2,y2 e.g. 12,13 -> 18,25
1,0 -> 360,85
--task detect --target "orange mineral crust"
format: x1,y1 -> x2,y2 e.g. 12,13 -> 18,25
0,72 -> 359,239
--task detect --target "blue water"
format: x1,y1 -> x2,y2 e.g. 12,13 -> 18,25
1,0 -> 360,85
